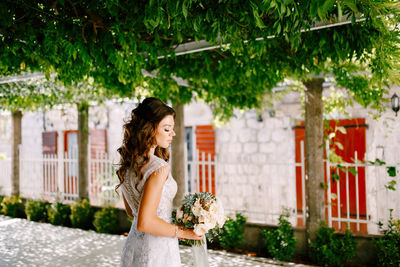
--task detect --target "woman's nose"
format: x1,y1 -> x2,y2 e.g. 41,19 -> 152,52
172,130 -> 176,136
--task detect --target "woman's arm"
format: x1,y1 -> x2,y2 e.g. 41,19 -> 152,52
137,165 -> 203,240
122,194 -> 134,218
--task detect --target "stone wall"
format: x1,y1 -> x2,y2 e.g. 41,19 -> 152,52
215,103 -> 298,224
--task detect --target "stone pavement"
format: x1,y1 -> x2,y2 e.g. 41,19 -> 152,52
0,215 -> 312,267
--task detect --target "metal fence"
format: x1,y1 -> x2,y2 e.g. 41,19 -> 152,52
1,144 -> 399,235
13,146 -> 122,207
187,151 -> 215,194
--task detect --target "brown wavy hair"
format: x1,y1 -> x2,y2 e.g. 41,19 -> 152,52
115,97 -> 175,191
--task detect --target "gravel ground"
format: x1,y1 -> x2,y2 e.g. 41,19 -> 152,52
0,215 -> 312,267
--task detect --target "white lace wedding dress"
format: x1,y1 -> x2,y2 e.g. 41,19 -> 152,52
120,154 -> 181,267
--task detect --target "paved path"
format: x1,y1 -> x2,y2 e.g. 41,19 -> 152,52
0,215 -> 311,267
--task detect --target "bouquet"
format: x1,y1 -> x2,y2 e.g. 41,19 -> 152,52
172,192 -> 226,246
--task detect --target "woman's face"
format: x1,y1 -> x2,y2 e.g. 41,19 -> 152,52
155,115 -> 175,148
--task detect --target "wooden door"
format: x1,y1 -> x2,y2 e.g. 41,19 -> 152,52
195,125 -> 216,194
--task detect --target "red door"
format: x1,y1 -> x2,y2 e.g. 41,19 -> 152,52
195,125 -> 216,194
295,118 -> 367,233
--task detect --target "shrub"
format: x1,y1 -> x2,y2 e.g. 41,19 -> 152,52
219,213 -> 247,251
309,222 -> 356,267
25,199 -> 49,222
1,195 -> 25,218
93,207 -> 118,234
48,202 -> 71,226
261,213 -> 297,261
0,195 -> 4,214
70,199 -> 94,230
374,209 -> 400,267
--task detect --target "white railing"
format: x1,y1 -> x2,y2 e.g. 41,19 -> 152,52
187,151 -> 216,194
15,147 -> 122,207
0,157 -> 12,196
1,143 -> 398,235
217,140 -> 399,235
88,150 -> 121,208
324,140 -> 400,234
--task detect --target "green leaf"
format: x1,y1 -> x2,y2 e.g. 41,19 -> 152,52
387,166 -> 396,177
335,142 -> 344,150
332,173 -> 340,181
337,126 -> 346,134
343,0 -> 359,13
349,168 -> 357,176
182,1 -> 188,19
384,180 -> 396,191
321,0 -> 335,15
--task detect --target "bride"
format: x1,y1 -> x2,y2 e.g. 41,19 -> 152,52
116,97 -> 204,267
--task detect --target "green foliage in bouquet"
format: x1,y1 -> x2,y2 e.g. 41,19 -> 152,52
48,202 -> 71,226
219,213 -> 247,251
93,207 -> 118,234
374,209 -> 400,267
25,199 -> 49,222
309,221 -> 356,267
70,199 -> 94,230
0,195 -> 4,214
261,213 -> 297,261
1,195 -> 25,218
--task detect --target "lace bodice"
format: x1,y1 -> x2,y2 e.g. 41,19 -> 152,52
120,154 -> 177,222
120,154 -> 181,267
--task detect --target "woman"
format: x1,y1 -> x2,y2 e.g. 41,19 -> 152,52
116,97 -> 203,267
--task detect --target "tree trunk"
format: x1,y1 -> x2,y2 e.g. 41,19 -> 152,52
172,102 -> 186,207
303,78 -> 325,246
11,110 -> 22,196
78,103 -> 89,200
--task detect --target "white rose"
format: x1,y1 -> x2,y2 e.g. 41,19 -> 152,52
204,214 -> 217,229
176,208 -> 183,220
194,223 -> 208,235
217,214 -> 227,228
192,205 -> 203,217
209,202 -> 218,217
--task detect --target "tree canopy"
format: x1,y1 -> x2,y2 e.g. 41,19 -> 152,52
2,0 -> 398,117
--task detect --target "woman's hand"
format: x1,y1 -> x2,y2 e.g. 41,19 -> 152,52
177,228 -> 204,241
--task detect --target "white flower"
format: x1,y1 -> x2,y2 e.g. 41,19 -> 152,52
192,205 -> 203,217
204,214 -> 217,229
176,208 -> 183,220
194,223 -> 208,235
217,214 -> 227,228
209,202 -> 218,217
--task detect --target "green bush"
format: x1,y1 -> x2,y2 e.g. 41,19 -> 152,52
374,210 -> 400,267
25,199 -> 49,222
309,222 -> 356,267
70,199 -> 94,230
48,202 -> 71,226
0,195 -> 4,214
93,207 -> 118,234
219,213 -> 247,251
1,195 -> 25,218
261,213 -> 297,261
